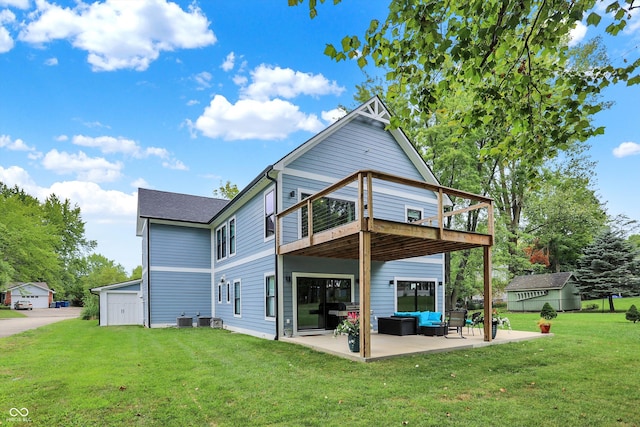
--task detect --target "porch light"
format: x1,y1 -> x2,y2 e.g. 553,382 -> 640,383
289,190 -> 296,198
389,280 -> 394,286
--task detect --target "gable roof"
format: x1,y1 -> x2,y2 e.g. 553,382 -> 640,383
272,96 -> 442,188
136,188 -> 229,235
90,279 -> 142,294
8,282 -> 54,293
505,272 -> 574,291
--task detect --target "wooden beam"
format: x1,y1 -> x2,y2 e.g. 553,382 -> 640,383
359,229 -> 371,358
483,245 -> 493,342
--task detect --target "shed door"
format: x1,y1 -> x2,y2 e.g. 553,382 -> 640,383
107,292 -> 140,326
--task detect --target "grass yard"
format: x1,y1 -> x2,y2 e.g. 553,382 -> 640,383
1,310 -> 639,426
0,308 -> 26,319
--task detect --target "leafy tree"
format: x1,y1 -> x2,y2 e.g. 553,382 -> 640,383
213,180 -> 239,200
522,149 -> 607,272
0,184 -> 62,288
629,235 -> 640,251
575,229 -> 640,311
626,304 -> 640,323
130,265 -> 143,280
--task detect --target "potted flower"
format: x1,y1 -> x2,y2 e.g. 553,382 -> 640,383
334,312 -> 360,352
538,302 -> 557,333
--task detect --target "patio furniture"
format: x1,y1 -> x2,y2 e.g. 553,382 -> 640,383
446,310 -> 466,339
468,312 -> 482,335
392,311 -> 447,336
377,316 -> 417,336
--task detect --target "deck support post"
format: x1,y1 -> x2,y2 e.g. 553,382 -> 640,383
483,245 -> 493,342
359,228 -> 371,358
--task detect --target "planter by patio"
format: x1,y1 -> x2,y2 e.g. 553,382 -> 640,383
347,333 -> 360,352
492,322 -> 498,339
539,323 -> 551,334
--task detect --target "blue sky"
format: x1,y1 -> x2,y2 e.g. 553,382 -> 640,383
0,0 -> 638,273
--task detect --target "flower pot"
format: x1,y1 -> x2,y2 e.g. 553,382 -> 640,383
347,333 -> 360,352
491,322 -> 498,339
539,323 -> 551,334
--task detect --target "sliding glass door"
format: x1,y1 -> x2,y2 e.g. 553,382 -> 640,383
296,276 -> 352,331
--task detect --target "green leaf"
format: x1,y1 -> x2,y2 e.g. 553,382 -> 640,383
627,74 -> 640,86
586,12 -> 601,26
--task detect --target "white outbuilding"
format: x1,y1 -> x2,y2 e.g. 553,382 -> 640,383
91,279 -> 143,326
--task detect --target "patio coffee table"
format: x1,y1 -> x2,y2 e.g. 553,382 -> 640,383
421,324 -> 448,336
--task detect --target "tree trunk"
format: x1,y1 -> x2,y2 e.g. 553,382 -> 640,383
608,294 -> 616,312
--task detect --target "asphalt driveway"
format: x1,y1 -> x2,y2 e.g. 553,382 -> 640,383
0,307 -> 82,338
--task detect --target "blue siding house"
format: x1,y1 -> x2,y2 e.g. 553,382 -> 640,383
136,97 -> 495,357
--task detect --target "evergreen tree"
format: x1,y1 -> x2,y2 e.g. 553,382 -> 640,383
575,230 -> 640,312
626,305 -> 640,323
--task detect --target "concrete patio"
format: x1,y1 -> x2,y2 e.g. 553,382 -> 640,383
279,327 -> 551,362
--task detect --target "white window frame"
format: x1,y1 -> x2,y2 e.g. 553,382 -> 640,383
233,279 -> 241,317
264,272 -> 276,320
226,281 -> 231,304
392,276 -> 439,313
405,205 -> 423,223
216,224 -> 227,261
228,216 -> 236,257
264,187 -> 275,242
217,282 -> 222,304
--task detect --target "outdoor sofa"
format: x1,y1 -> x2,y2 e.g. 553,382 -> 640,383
377,311 -> 448,336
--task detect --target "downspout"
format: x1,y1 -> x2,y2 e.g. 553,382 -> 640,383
265,168 -> 279,340
146,221 -> 151,328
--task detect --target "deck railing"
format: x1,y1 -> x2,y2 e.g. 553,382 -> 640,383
276,170 -> 493,251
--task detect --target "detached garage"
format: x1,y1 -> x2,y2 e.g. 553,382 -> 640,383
6,282 -> 55,309
91,279 -> 143,326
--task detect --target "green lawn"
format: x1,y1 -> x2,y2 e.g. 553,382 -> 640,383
0,308 -> 26,319
1,309 -> 639,426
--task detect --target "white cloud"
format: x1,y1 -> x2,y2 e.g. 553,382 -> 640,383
0,134 -> 35,151
162,159 -> 188,170
55,134 -> 68,141
193,71 -> 212,89
221,51 -> 235,71
0,0 -> 30,9
186,99 -> 199,106
568,21 -> 587,47
232,74 -> 248,86
42,149 -> 123,182
19,0 -> 216,71
72,134 -> 168,159
44,56 -> 58,66
0,9 -> 15,53
321,108 -> 347,124
241,64 -> 345,101
131,177 -> 149,189
613,141 -> 640,158
193,95 -> 325,140
0,165 -> 36,189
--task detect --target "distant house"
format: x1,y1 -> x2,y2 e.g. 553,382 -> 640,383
5,282 -> 55,309
90,279 -> 143,326
505,272 -> 581,312
133,96 -> 496,357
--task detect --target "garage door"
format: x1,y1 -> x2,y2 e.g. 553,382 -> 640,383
106,292 -> 141,326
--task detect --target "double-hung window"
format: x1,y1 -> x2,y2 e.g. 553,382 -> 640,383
265,189 -> 275,239
233,280 -> 241,316
265,275 -> 275,318
229,218 -> 236,256
216,224 -> 227,260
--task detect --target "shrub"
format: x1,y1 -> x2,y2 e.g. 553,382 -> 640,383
81,293 -> 99,320
540,302 -> 558,320
625,305 -> 640,323
584,303 -> 599,311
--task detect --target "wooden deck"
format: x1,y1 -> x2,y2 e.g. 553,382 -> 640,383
276,170 -> 495,357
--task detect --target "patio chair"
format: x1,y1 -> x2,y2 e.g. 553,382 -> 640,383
446,310 -> 466,339
468,312 -> 482,335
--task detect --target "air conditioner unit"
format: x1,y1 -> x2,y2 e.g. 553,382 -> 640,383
176,317 -> 193,328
